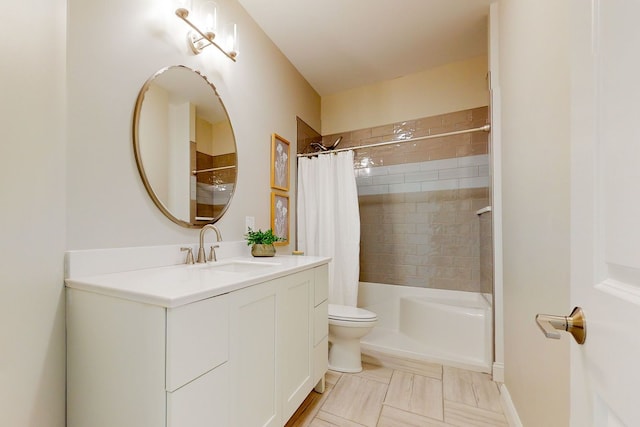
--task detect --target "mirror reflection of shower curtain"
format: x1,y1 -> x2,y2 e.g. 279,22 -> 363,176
297,151 -> 360,306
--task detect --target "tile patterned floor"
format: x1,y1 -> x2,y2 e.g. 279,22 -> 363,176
286,356 -> 508,427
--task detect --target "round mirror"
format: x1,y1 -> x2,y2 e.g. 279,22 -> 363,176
133,65 -> 237,228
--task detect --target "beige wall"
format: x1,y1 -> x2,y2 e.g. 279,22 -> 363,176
196,116 -> 215,155
0,0 -> 67,426
212,119 -> 236,155
499,0 -> 570,425
322,55 -> 489,135
1,0 -> 320,424
195,116 -> 234,156
66,0 -> 320,250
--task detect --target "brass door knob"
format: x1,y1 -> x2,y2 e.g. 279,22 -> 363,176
535,306 -> 586,344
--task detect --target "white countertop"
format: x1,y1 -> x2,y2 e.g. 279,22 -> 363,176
65,255 -> 330,308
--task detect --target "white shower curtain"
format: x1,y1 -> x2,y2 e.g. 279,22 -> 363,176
297,151 -> 361,307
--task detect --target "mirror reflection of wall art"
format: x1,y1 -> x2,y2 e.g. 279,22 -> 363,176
271,192 -> 289,245
270,133 -> 290,191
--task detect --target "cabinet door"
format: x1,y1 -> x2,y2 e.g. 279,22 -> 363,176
279,270 -> 314,421
167,363 -> 229,427
228,280 -> 279,427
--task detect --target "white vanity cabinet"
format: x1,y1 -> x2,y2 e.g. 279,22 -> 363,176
67,290 -> 230,427
66,262 -> 329,427
226,266 -> 329,426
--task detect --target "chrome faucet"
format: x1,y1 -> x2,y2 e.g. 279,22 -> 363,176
197,224 -> 222,263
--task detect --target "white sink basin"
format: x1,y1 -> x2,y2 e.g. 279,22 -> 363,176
200,259 -> 280,273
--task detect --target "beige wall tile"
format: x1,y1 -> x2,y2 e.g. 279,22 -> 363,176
415,115 -> 446,131
416,201 -> 441,212
442,110 -> 473,126
427,145 -> 458,161
429,255 -> 455,267
336,107 -> 488,166
441,244 -> 472,258
371,124 -> 394,138
458,188 -> 488,199
350,107 -> 492,293
431,211 -> 458,224
351,128 -> 372,141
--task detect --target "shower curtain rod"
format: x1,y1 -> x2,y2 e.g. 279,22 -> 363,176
296,124 -> 491,158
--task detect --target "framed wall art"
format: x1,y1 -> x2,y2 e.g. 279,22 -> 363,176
270,133 -> 290,191
270,191 -> 289,245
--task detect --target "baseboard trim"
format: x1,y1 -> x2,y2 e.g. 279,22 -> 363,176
492,362 -> 504,383
499,383 -> 523,427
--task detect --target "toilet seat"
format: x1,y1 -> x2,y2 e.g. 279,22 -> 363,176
328,304 -> 377,322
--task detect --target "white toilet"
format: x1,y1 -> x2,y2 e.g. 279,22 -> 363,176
328,304 -> 377,373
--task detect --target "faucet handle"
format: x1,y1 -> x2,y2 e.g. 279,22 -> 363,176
180,247 -> 195,265
208,244 -> 220,262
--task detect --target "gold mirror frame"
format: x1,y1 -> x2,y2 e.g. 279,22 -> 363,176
132,65 -> 237,228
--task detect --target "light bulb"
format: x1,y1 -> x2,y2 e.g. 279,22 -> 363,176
199,1 -> 218,39
225,22 -> 239,58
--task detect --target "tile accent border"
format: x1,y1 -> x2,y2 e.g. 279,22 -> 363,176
355,154 -> 489,196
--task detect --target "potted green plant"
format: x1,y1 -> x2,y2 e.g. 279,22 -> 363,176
245,228 -> 283,257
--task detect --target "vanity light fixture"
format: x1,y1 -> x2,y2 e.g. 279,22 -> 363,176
175,0 -> 238,61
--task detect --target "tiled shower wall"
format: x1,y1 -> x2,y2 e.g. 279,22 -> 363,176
321,107 -> 490,293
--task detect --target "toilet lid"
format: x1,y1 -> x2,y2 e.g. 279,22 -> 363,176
328,304 -> 377,321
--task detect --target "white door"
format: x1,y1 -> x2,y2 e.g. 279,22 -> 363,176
569,0 -> 640,425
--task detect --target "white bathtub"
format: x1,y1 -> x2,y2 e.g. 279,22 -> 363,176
358,282 -> 493,373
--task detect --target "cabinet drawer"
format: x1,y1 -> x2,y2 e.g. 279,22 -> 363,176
314,264 -> 328,306
314,300 -> 328,346
167,362 -> 229,427
166,295 -> 229,391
